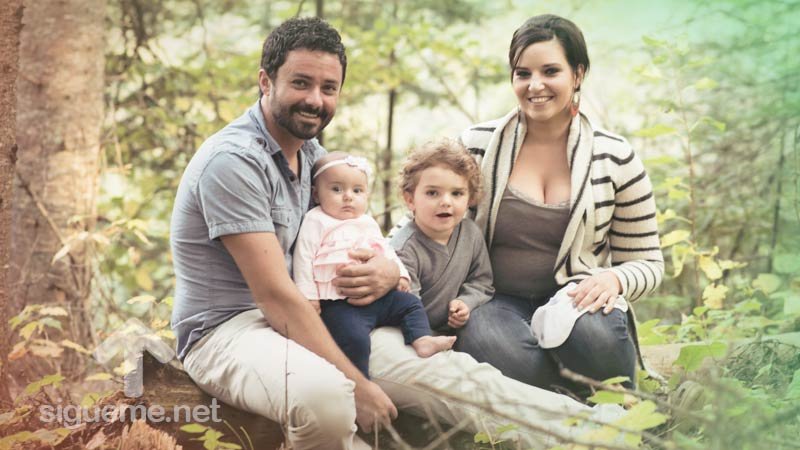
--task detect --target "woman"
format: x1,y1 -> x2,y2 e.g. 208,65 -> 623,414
455,14 -> 664,394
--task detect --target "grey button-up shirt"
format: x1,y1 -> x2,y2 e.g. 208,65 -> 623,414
170,101 -> 326,360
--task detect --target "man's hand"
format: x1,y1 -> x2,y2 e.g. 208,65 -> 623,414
448,299 -> 470,328
568,271 -> 622,314
354,379 -> 398,432
309,300 -> 321,314
333,249 -> 400,306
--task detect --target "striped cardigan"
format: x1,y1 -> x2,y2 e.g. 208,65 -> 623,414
460,108 -> 664,302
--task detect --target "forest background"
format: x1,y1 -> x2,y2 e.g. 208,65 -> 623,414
0,0 -> 798,449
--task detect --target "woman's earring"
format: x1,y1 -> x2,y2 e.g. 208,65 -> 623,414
570,89 -> 581,117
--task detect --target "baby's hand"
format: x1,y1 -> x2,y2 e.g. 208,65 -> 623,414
310,300 -> 321,315
397,278 -> 411,292
448,299 -> 470,328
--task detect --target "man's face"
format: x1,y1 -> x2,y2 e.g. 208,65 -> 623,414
261,49 -> 343,140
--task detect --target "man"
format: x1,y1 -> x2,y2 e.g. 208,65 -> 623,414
171,17 -> 617,450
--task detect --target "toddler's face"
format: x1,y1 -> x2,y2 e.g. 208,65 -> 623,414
403,165 -> 470,243
313,165 -> 369,220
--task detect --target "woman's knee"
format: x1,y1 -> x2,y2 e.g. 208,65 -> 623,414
557,310 -> 636,381
454,303 -> 502,354
568,309 -> 631,352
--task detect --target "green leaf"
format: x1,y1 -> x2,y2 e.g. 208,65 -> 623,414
615,400 -> 667,431
752,273 -> 781,294
19,321 -> 40,340
734,299 -> 761,313
24,374 -> 65,395
602,376 -> 631,385
661,229 -> 691,248
474,431 -> 490,443
180,423 -> 207,434
787,369 -> 800,399
642,35 -> 667,47
702,284 -> 728,309
774,254 -> 800,274
80,392 -> 102,408
135,269 -> 154,291
700,116 -> 726,132
783,293 -> 800,315
127,295 -> 157,305
39,317 -> 63,331
693,77 -> 718,90
634,124 -> 678,138
698,255 -> 722,280
588,390 -> 624,404
672,244 -> 690,278
85,372 -> 113,382
495,424 -> 518,435
675,342 -> 727,372
39,306 -> 68,317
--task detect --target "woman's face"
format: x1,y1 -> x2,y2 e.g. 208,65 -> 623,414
512,38 -> 582,125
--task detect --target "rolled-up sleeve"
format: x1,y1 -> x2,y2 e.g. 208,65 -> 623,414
196,151 -> 275,240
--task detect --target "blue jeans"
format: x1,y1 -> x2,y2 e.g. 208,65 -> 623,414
454,293 -> 636,396
321,290 -> 431,378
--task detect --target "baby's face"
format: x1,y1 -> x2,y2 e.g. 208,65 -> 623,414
313,164 -> 369,220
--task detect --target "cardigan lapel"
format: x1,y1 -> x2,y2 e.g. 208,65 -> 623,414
554,114 -> 595,274
475,108 -> 521,246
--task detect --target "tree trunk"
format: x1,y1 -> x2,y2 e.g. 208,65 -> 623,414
11,0 -> 105,374
0,0 -> 24,407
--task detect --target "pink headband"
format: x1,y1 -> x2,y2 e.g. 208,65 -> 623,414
313,155 -> 372,181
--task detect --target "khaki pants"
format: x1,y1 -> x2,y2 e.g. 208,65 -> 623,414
183,309 -> 610,450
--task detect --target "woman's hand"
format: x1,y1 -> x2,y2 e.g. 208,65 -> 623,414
448,299 -> 470,328
567,271 -> 622,314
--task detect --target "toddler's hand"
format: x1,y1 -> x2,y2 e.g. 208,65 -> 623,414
310,300 -> 321,315
397,278 -> 411,292
448,299 -> 470,328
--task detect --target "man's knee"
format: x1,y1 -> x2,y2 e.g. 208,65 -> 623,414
287,374 -> 357,439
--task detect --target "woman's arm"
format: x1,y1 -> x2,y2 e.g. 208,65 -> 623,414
604,148 -> 664,301
571,146 -> 664,311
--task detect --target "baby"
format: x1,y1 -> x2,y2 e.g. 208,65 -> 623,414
292,152 -> 456,377
390,140 -> 494,332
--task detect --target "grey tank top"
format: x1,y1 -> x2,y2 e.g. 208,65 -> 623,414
490,184 -> 570,299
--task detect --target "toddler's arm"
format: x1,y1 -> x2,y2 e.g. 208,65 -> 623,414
456,235 -> 494,311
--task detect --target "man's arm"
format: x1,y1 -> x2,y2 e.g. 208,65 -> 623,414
221,232 -> 397,430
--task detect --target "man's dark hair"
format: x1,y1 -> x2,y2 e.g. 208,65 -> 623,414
260,17 -> 347,85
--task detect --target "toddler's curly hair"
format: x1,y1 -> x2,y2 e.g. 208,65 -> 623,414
398,139 -> 483,206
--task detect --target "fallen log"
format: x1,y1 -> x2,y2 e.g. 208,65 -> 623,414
137,331 -> 800,449
141,352 -> 284,450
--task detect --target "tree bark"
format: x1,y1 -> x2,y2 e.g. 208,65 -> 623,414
11,0 -> 105,373
0,0 -> 24,407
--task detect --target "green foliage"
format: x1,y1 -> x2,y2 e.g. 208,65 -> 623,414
180,423 -> 243,450
675,341 -> 728,372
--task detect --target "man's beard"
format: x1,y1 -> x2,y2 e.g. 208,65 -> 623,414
271,100 -> 333,140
